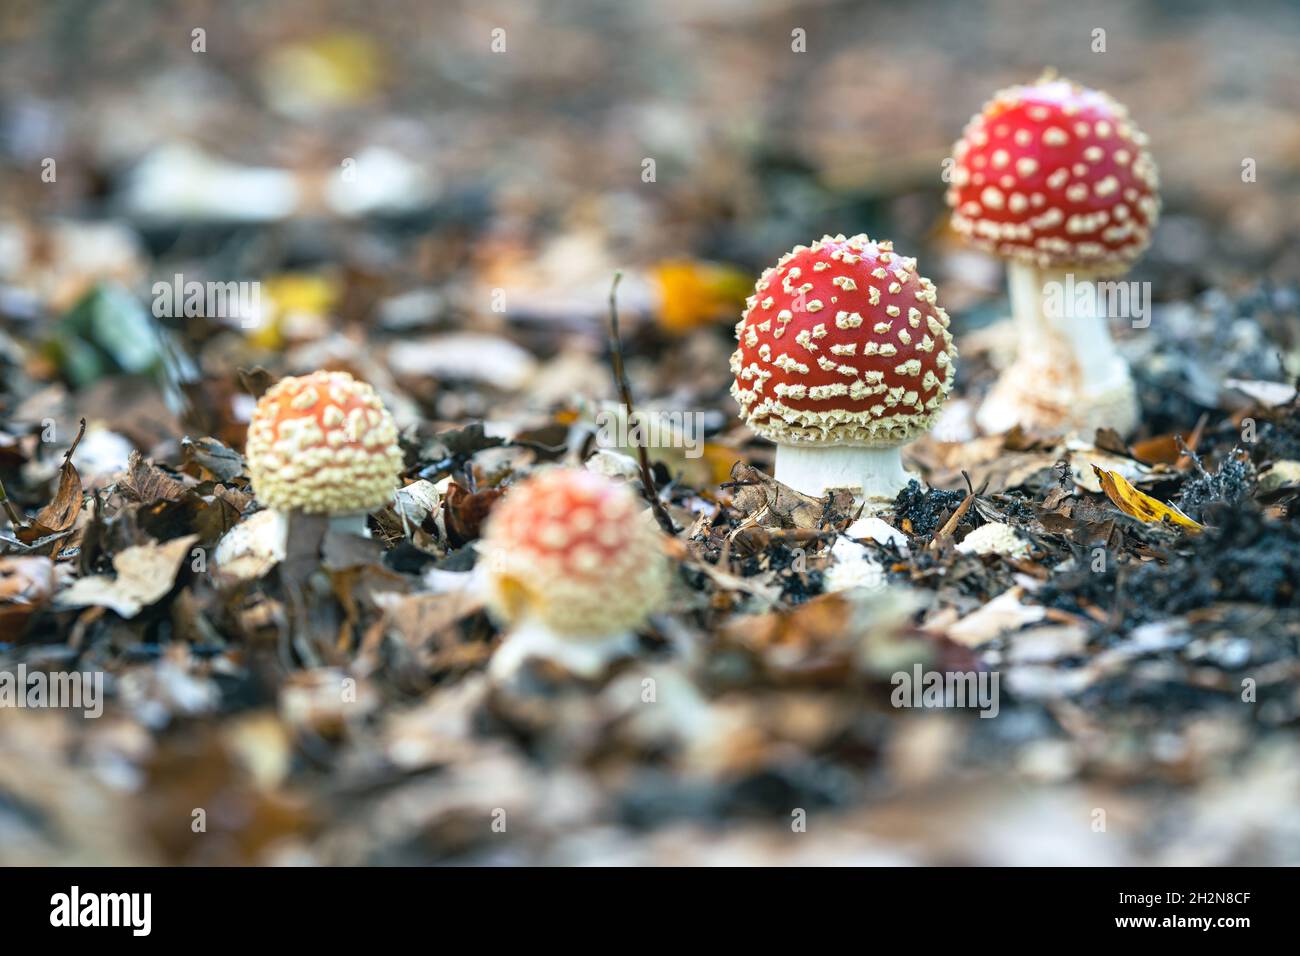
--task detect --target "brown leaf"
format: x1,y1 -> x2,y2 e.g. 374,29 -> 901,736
120,450 -> 189,503
1129,415 -> 1207,467
19,420 -> 86,543
730,591 -> 854,651
724,462 -> 854,531
141,727 -> 313,864
236,366 -> 275,400
1092,427 -> 1132,458
378,588 -> 486,648
443,482 -> 503,546
53,533 -> 199,618
181,435 -> 246,483
0,555 -> 65,637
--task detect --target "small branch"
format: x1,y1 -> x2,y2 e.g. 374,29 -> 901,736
930,491 -> 976,550
0,477 -> 25,529
608,272 -> 677,535
64,419 -> 88,464
1174,434 -> 1209,476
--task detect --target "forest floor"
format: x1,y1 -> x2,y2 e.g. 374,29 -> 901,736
1,0 -> 1298,864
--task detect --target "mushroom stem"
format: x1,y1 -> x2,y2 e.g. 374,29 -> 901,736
1009,262 -> 1125,383
327,512 -> 372,538
489,619 -> 637,679
261,508 -> 369,556
775,443 -> 912,506
978,261 -> 1138,436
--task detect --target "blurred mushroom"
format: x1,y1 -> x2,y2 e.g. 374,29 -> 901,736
730,234 -> 957,508
947,71 -> 1160,437
244,370 -> 404,537
956,522 -> 1031,559
478,468 -> 670,678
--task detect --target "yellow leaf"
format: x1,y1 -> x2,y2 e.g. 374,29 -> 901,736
701,443 -> 741,486
1092,466 -> 1203,532
261,32 -> 384,112
653,260 -> 749,334
248,273 -> 339,350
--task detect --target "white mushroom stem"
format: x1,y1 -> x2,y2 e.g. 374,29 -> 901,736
489,619 -> 637,680
775,443 -> 913,506
263,510 -> 372,554
1009,262 -> 1126,383
978,262 -> 1138,436
327,512 -> 372,537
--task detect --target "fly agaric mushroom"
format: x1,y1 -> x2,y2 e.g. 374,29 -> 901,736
245,370 -> 404,535
946,72 -> 1160,437
479,468 -> 669,677
730,234 -> 957,506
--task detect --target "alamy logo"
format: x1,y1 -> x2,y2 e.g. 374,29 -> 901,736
152,273 -> 261,327
594,407 -> 706,459
1042,273 -> 1151,328
50,886 -> 151,936
0,666 -> 102,718
890,664 -> 1000,718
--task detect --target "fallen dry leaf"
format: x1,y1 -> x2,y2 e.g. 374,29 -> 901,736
213,509 -> 286,583
651,259 -> 749,335
17,419 -> 86,546
944,587 -> 1047,647
725,462 -> 854,531
1092,466 -> 1203,532
54,533 -> 199,618
0,555 -> 68,635
1224,378 -> 1297,407
119,450 -> 189,503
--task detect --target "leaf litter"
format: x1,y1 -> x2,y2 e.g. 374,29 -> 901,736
4,277 -> 1294,866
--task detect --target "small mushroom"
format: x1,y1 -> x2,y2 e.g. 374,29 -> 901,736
956,522 -> 1031,559
730,233 -> 958,507
478,468 -> 670,677
244,370 -> 404,536
824,536 -> 885,593
946,72 -> 1160,437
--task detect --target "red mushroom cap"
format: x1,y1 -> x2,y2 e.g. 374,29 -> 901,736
729,234 -> 957,447
480,468 -> 669,637
946,73 -> 1160,274
245,370 -> 404,514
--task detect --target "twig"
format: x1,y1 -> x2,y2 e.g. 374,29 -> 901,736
1174,434 -> 1209,476
0,477 -> 25,529
929,494 -> 973,548
608,272 -> 677,535
64,418 -> 88,464
925,478 -> 977,554
1178,412 -> 1210,468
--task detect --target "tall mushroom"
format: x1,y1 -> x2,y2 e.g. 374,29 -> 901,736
244,370 -> 404,536
946,72 -> 1160,437
479,468 -> 669,677
729,234 -> 958,506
